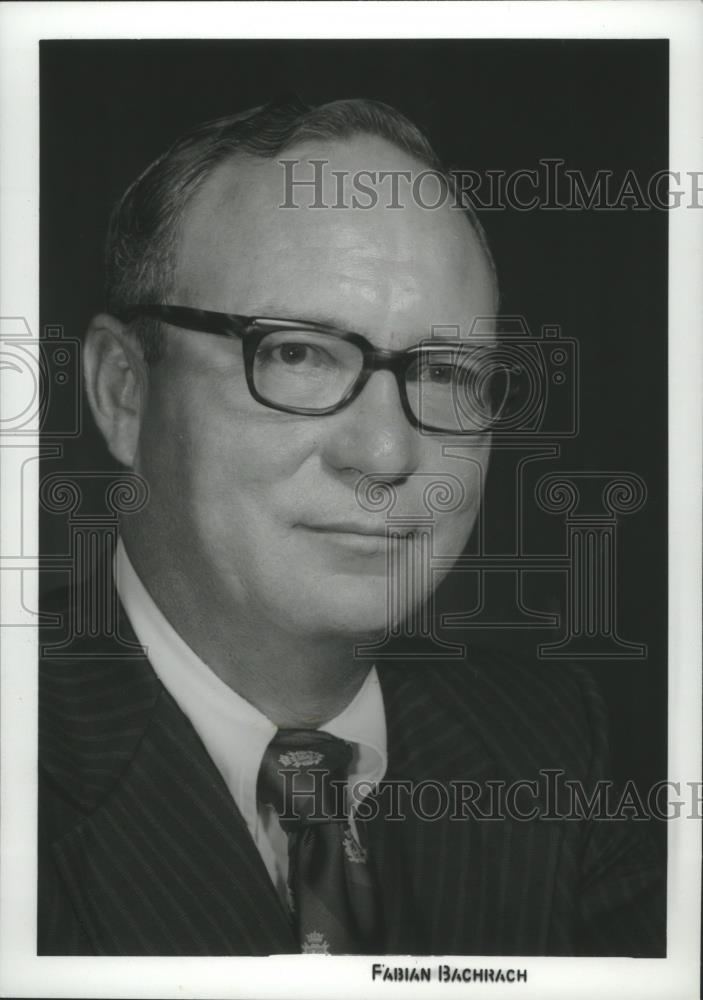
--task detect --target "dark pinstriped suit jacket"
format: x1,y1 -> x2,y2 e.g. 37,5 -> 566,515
38,587 -> 665,957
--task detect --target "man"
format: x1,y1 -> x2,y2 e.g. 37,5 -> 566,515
39,97 -> 664,956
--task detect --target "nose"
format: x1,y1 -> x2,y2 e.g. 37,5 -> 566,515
320,369 -> 421,481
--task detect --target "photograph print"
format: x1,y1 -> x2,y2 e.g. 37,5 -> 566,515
33,35 -> 672,962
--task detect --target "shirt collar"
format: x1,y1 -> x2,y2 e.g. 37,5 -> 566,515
113,539 -> 387,831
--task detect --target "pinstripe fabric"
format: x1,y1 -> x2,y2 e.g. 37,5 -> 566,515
40,659 -> 296,955
39,584 -> 665,956
365,655 -> 665,956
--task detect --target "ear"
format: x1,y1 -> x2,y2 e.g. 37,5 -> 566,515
83,314 -> 147,468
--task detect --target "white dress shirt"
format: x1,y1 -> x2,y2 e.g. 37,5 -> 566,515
114,539 -> 388,902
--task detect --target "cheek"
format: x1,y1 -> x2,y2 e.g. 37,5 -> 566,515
141,392 -> 319,533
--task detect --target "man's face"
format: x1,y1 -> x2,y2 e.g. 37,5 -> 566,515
131,137 -> 496,639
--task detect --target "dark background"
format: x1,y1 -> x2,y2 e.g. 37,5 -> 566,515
39,40 -> 668,823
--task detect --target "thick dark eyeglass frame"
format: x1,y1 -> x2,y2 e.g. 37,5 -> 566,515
120,303 -> 502,434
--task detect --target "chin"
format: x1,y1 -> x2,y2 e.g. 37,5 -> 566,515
281,582 -> 433,642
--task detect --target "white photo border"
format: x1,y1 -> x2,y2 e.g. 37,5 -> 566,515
1,2 -> 701,998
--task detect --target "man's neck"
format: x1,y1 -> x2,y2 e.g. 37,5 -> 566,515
121,538 -> 373,729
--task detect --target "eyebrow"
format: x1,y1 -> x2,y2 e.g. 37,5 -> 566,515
251,306 -> 474,346
253,306 -> 361,335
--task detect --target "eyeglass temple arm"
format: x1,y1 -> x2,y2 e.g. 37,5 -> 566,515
118,305 -> 251,339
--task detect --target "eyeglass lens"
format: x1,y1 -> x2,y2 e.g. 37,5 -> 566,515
251,328 -> 511,432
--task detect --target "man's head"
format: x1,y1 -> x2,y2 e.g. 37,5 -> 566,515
84,97 -> 499,641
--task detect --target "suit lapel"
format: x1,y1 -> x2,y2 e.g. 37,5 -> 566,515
371,657 -> 564,955
41,620 -> 297,955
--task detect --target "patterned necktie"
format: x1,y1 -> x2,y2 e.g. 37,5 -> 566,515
257,729 -> 382,954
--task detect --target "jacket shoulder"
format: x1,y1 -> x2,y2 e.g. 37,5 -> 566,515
463,644 -> 607,780
382,644 -> 607,783
39,582 -> 161,812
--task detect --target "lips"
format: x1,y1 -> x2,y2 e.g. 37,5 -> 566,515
301,521 -> 416,538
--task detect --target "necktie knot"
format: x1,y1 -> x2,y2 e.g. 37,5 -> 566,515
258,729 -> 353,828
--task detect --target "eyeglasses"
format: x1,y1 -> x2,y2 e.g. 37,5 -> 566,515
120,304 -> 514,434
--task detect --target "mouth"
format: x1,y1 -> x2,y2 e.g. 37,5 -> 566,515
298,522 -> 417,555
300,521 -> 416,538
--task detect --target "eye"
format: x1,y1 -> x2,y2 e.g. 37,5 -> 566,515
424,363 -> 457,385
276,343 -> 311,366
409,354 -> 462,385
257,339 -> 335,370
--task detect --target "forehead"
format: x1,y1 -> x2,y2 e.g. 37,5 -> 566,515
175,136 -> 495,344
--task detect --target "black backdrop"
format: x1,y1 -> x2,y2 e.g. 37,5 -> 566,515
39,40 -> 668,824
